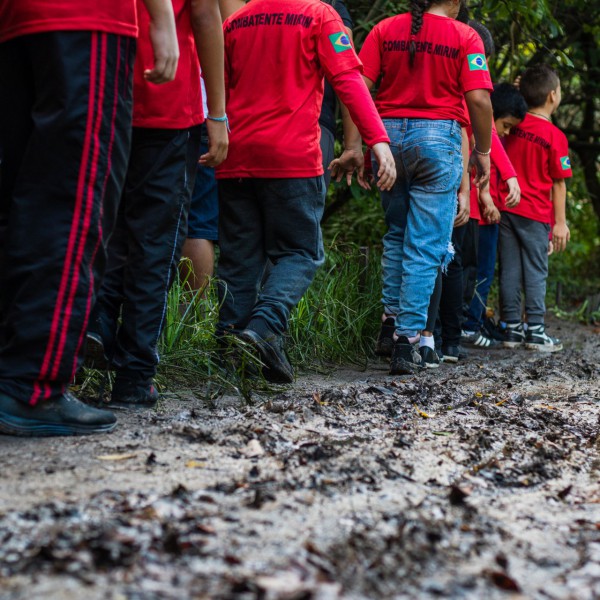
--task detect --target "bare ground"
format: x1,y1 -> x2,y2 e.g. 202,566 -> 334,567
1,320 -> 599,600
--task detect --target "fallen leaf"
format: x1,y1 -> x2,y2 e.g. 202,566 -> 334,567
244,439 -> 264,458
185,460 -> 206,468
414,404 -> 431,418
96,453 -> 138,461
486,570 -> 521,592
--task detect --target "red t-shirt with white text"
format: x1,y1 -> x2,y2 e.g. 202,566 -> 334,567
218,0 -> 371,178
359,13 -> 493,125
503,113 -> 572,224
0,0 -> 137,43
133,0 -> 203,129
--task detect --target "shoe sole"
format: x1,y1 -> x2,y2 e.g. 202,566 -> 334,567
502,341 -> 524,349
238,331 -> 294,384
390,359 -> 423,375
525,342 -> 563,353
0,415 -> 116,437
442,355 -> 459,363
422,362 -> 440,369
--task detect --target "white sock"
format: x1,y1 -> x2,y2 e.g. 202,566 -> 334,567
419,335 -> 435,349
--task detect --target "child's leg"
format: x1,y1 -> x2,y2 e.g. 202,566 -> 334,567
498,213 -> 524,324
395,120 -> 463,338
217,178 -> 267,335
248,176 -> 326,336
464,223 -> 499,332
517,217 -> 550,325
461,217 -> 480,317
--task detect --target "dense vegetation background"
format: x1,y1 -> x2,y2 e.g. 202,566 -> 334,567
325,0 -> 600,306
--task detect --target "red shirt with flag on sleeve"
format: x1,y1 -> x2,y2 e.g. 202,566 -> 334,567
503,113 -> 572,224
0,0 -> 137,43
358,13 -> 493,126
217,0 -> 389,179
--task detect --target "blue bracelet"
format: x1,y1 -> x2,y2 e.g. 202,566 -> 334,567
206,113 -> 230,132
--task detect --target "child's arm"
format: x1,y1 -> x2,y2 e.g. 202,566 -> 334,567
191,0 -> 228,167
491,131 -> 520,208
141,0 -> 179,83
455,128 -> 470,227
479,186 -> 500,224
465,89 -> 493,189
218,0 -> 245,20
552,178 -> 570,252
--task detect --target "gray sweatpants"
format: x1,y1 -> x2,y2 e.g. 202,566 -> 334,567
498,212 -> 551,324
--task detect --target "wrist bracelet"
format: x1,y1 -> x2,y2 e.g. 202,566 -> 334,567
206,113 -> 230,132
473,146 -> 491,156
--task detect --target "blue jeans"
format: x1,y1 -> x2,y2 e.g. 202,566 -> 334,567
375,119 -> 463,337
464,223 -> 499,331
217,177 -> 325,336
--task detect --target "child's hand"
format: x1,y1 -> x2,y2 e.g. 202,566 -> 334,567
503,177 -> 521,208
454,189 -> 470,227
371,143 -> 396,191
199,118 -> 229,167
552,222 -> 570,252
548,240 -> 554,256
478,187 -> 500,224
329,147 -> 366,188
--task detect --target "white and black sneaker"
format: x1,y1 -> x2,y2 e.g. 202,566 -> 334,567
525,324 -> 563,352
503,323 -> 525,348
419,345 -> 440,368
461,329 -> 499,349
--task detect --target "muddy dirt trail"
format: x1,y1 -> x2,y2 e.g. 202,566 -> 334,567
1,321 -> 599,600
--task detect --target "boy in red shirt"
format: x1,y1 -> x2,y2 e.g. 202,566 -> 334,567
87,0 -> 228,407
216,0 -> 395,383
500,64 -> 572,352
0,0 -> 178,434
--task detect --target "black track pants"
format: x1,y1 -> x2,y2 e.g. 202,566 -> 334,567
0,31 -> 135,405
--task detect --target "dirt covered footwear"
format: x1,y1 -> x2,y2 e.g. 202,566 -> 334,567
375,316 -> 396,357
238,328 -> 294,384
461,330 -> 499,349
419,345 -> 440,369
525,324 -> 563,352
503,323 -> 525,348
390,337 -> 423,375
0,391 -> 116,436
110,375 -> 159,409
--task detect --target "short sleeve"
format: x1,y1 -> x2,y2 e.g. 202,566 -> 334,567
357,25 -> 382,84
459,27 -> 493,94
549,129 -> 572,179
317,12 -> 362,81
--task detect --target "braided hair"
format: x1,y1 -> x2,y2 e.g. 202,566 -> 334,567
409,0 -> 430,67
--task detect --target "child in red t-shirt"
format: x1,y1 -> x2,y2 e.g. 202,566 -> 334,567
88,0 -> 229,408
462,82 -> 527,345
340,0 -> 493,374
215,0 -> 395,384
500,64 -> 572,352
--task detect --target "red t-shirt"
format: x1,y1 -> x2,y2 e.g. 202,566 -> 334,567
0,0 -> 137,43
217,0 -> 385,179
503,113 -> 572,224
133,0 -> 203,129
359,13 -> 493,126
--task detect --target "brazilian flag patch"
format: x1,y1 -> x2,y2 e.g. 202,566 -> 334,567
467,53 -> 488,71
329,32 -> 352,53
560,156 -> 571,169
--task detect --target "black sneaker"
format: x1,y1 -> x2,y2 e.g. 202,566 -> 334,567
461,329 -> 499,349
110,375 -> 159,409
390,337 -> 423,375
375,316 -> 395,357
0,391 -> 116,437
525,324 -> 563,352
503,323 -> 525,348
419,345 -> 440,369
482,317 -> 507,342
238,329 -> 294,384
441,345 -> 467,363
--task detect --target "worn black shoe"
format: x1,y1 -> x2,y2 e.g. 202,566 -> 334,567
461,329 -> 500,349
419,345 -> 440,369
110,375 -> 159,409
441,345 -> 467,363
525,324 -> 563,352
390,337 -> 423,375
238,328 -> 294,384
375,316 -> 396,357
503,323 -> 525,348
481,317 -> 507,342
0,391 -> 116,437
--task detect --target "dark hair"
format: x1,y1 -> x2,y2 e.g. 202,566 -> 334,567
491,83 -> 528,120
468,20 -> 494,57
519,64 -> 560,108
457,2 -> 470,23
